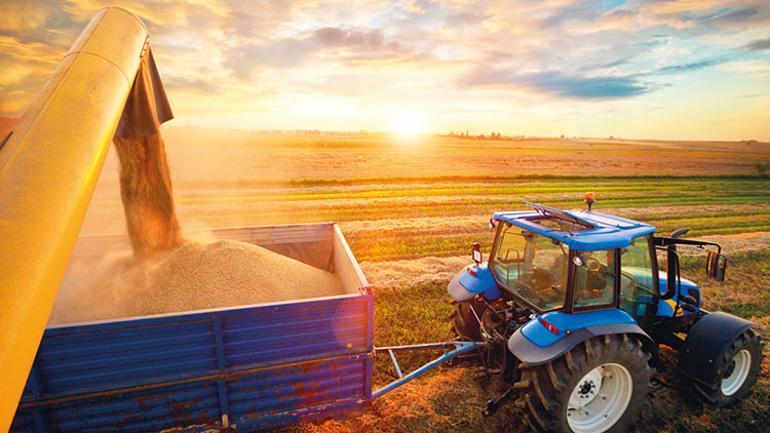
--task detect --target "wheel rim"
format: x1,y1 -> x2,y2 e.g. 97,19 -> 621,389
567,363 -> 633,433
721,349 -> 751,396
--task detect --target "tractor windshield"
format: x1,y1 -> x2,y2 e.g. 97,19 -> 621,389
490,225 -> 569,310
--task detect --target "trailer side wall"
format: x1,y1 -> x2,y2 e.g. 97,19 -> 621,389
12,223 -> 372,433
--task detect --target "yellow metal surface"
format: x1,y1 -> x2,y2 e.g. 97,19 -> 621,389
0,8 -> 148,431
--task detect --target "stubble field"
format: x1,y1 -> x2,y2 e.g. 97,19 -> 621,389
73,128 -> 770,433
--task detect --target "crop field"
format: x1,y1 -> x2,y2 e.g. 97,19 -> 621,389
73,129 -> 770,433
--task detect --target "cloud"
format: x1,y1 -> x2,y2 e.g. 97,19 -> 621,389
0,34 -> 65,115
654,58 -> 723,74
0,1 -> 54,32
227,37 -> 318,73
461,69 -> 650,100
225,25 -> 414,77
704,6 -> 759,23
745,37 -> 770,51
315,27 -> 385,48
163,76 -> 220,93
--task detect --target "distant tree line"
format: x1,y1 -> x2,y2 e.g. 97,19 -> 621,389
447,131 -> 505,140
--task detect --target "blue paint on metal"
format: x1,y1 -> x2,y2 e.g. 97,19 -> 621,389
658,273 -> 700,304
371,342 -> 479,399
493,208 -> 656,250
520,309 -> 637,348
364,298 -> 374,401
212,316 -> 229,426
657,300 -> 676,317
12,293 -> 374,433
458,264 -> 501,300
31,411 -> 46,433
25,365 -> 47,433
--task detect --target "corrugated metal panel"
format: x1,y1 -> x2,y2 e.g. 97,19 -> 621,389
13,294 -> 373,433
222,296 -> 371,368
228,354 -> 369,430
34,381 -> 219,433
31,318 -> 217,399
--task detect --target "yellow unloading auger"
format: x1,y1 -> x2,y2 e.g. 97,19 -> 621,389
0,8 -> 174,431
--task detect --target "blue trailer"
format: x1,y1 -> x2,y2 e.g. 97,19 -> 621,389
11,224 -> 370,432
11,223 -> 477,433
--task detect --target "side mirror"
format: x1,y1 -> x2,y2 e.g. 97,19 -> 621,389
488,218 -> 496,230
472,242 -> 482,265
670,228 -> 690,239
706,251 -> 727,281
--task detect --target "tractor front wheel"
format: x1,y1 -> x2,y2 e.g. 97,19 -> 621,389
690,328 -> 763,407
515,334 -> 653,433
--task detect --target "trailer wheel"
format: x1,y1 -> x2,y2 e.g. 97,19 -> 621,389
450,299 -> 484,341
515,334 -> 653,433
690,328 -> 763,407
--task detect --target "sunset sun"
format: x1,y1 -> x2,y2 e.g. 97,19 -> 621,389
390,114 -> 427,138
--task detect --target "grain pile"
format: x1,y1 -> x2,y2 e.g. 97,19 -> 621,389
124,240 -> 344,316
50,240 -> 345,324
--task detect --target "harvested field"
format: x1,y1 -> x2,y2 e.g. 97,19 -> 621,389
50,240 -> 344,324
62,129 -> 770,433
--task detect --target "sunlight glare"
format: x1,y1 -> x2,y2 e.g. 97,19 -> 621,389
390,113 -> 427,138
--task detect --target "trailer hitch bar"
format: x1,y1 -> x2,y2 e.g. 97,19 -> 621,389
372,341 -> 484,399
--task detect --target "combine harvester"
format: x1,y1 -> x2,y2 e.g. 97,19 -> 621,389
0,7 -> 763,433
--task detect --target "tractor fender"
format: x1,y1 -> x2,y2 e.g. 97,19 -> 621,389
508,321 -> 656,366
678,311 -> 758,389
447,264 -> 501,302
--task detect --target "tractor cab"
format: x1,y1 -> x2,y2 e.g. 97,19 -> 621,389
487,203 -> 662,323
475,203 -> 729,329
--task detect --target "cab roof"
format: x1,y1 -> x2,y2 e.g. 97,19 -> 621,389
493,203 -> 656,250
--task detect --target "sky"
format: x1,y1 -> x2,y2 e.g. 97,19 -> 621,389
1,0 -> 769,140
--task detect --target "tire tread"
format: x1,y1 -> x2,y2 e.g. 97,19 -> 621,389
515,333 -> 654,433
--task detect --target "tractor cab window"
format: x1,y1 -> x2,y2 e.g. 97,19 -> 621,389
490,225 -> 568,311
573,249 -> 617,309
620,236 -> 658,320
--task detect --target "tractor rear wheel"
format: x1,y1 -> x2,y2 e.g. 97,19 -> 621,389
514,334 -> 653,433
690,328 -> 763,407
449,299 -> 484,341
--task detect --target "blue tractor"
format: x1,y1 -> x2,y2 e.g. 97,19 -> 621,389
448,202 -> 764,433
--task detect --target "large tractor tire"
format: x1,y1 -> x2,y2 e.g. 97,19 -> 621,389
691,328 -> 763,407
449,299 -> 484,341
514,334 -> 653,433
